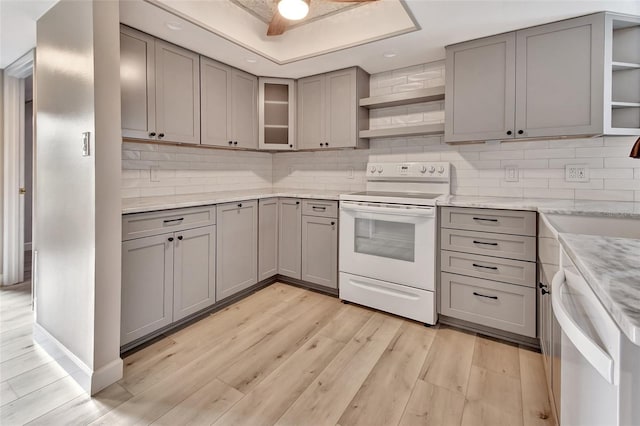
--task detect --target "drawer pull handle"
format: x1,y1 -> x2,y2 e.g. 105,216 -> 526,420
473,217 -> 498,222
163,218 -> 184,224
312,206 -> 327,211
473,292 -> 498,300
472,263 -> 498,270
473,240 -> 498,246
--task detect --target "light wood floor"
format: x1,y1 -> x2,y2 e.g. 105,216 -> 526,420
1,281 -> 555,426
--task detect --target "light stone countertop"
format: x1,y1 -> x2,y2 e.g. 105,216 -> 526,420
122,188 -> 343,214
442,196 -> 640,218
559,233 -> 640,346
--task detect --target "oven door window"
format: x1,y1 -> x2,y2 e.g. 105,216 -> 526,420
354,218 -> 415,262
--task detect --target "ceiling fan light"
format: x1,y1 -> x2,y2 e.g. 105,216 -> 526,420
277,0 -> 309,21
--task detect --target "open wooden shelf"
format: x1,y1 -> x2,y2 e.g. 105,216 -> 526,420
359,86 -> 445,109
360,123 -> 444,139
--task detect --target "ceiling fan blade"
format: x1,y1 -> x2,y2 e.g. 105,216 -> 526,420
267,12 -> 289,36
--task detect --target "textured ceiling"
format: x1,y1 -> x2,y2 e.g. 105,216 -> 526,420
230,0 -> 361,26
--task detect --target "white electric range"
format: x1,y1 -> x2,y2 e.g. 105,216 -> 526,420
339,162 -> 451,325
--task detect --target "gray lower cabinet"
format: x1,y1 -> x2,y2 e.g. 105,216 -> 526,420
278,198 -> 302,279
301,215 -> 338,289
258,198 -> 278,280
121,223 -> 216,346
216,200 -> 258,300
173,225 -> 216,321
121,233 -> 174,346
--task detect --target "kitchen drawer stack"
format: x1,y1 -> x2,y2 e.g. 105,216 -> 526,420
440,207 -> 537,338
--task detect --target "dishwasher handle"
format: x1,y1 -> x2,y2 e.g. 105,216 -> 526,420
551,270 -> 615,385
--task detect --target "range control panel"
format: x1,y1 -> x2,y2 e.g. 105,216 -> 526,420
366,162 -> 451,179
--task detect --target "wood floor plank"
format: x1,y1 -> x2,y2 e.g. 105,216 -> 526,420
275,312 -> 403,426
464,365 -> 523,425
0,376 -> 85,425
27,383 -> 133,426
398,379 -> 465,426
264,288 -> 329,321
0,346 -> 54,382
519,347 -> 555,426
0,381 -> 18,406
420,325 -> 476,395
473,335 -> 521,379
0,330 -> 35,363
94,316 -> 291,425
338,322 -> 436,426
151,379 -> 244,426
317,303 -> 373,343
7,360 -> 68,397
218,296 -> 341,393
461,400 -> 524,426
214,334 -> 345,426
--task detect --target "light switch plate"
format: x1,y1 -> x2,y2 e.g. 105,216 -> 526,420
82,132 -> 90,156
504,166 -> 519,182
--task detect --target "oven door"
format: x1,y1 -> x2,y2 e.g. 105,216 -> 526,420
339,201 -> 436,290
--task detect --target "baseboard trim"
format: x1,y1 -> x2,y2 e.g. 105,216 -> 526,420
33,323 -> 123,395
439,314 -> 541,350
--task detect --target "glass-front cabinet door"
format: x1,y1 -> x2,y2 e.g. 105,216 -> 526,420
258,77 -> 296,150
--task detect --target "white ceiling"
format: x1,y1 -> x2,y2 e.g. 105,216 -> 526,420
2,0 -> 639,76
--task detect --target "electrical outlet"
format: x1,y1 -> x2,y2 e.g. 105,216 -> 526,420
150,167 -> 160,182
565,165 -> 589,182
504,166 -> 519,182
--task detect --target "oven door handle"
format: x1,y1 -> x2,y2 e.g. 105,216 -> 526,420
340,201 -> 434,217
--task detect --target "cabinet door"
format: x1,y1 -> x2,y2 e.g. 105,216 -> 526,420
259,198 -> 279,280
155,40 -> 200,144
173,225 -> 216,321
121,233 -> 173,345
120,27 -> 156,140
201,57 -> 232,147
325,69 -> 357,148
297,75 -> 325,150
278,198 -> 302,279
259,78 -> 296,150
445,33 -> 517,142
216,201 -> 258,300
231,70 -> 258,149
515,15 -> 604,138
302,216 -> 338,289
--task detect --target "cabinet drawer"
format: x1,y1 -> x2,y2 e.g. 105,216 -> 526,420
441,272 -> 536,337
441,229 -> 536,262
123,206 -> 216,241
302,199 -> 338,218
441,207 -> 536,236
441,250 -> 536,287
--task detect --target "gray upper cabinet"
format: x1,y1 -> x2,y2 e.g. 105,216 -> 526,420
258,198 -> 279,281
173,225 -> 216,321
216,200 -> 258,300
444,12 -> 637,143
121,233 -> 173,346
445,33 -> 516,142
515,15 -> 604,138
231,70 -> 259,149
200,58 -> 232,147
298,67 -> 369,150
155,40 -> 201,144
120,26 -> 200,144
278,198 -> 302,279
120,27 -> 156,140
301,216 -> 338,289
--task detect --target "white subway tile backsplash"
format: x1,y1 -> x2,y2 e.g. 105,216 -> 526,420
122,61 -> 639,204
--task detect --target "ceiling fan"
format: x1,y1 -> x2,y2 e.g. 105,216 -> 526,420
267,0 -> 378,36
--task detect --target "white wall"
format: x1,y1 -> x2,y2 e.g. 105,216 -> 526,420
36,0 -> 122,394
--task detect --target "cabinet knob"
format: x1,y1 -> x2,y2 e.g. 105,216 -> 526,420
177,235 -> 183,240
320,143 -> 324,147
331,221 -> 335,226
149,132 -> 156,137
234,141 -> 238,145
538,282 -> 548,289
289,144 -> 293,148
518,130 -> 524,135
228,141 -> 233,145
168,237 -> 174,242
237,203 -> 243,208
325,142 -> 329,147
296,201 -> 300,205
506,130 -> 512,135
158,133 -> 165,138
541,288 -> 550,295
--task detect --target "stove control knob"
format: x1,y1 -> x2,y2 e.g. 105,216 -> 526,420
377,166 -> 384,174
370,166 -> 377,173
437,166 -> 445,174
420,166 -> 427,174
428,166 -> 436,173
